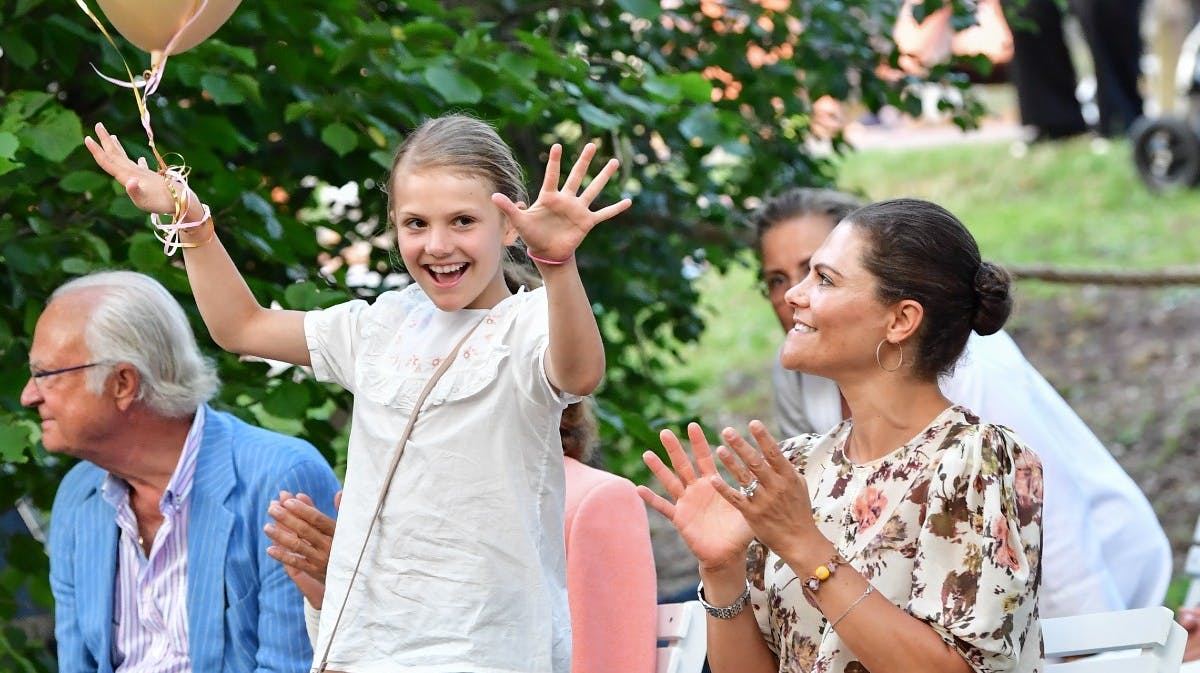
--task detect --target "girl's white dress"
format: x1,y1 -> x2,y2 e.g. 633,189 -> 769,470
305,284 -> 573,673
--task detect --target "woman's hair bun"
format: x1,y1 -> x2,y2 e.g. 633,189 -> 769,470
971,261 -> 1013,336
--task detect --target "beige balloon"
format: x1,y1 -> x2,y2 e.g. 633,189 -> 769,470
94,0 -> 242,59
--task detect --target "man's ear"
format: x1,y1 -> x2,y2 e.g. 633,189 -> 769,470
109,364 -> 141,412
885,298 -> 924,345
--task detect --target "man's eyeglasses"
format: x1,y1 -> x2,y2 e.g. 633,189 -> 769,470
28,361 -> 111,391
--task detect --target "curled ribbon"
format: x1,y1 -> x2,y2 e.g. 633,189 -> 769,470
75,0 -> 214,255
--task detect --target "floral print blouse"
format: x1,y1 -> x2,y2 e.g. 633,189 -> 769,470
747,405 -> 1043,673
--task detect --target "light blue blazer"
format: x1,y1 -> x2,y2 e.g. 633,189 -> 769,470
49,406 -> 341,673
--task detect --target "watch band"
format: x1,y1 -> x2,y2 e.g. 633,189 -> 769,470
696,579 -> 751,620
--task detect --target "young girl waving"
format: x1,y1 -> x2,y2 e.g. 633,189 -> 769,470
86,114 -> 631,673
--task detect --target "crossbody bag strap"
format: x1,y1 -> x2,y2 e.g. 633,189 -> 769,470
313,316 -> 486,672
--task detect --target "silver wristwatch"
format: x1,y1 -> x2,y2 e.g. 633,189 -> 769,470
696,579 -> 751,619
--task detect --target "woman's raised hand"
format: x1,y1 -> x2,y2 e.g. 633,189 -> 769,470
711,421 -> 820,561
264,490 -> 339,608
491,143 -> 631,263
83,122 -> 174,215
637,423 -> 756,571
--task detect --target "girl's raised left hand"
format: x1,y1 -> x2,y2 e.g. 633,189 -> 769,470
83,122 -> 176,216
492,143 -> 631,263
711,420 -> 824,562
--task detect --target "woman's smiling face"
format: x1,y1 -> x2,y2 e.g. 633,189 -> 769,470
780,222 -> 895,378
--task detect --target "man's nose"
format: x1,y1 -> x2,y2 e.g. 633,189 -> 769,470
19,377 -> 42,408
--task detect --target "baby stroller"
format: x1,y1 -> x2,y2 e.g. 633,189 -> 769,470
1132,20 -> 1200,190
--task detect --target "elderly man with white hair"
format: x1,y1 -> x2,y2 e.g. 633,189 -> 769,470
24,270 -> 340,673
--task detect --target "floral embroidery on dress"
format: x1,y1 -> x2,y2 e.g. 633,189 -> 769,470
747,406 -> 1044,673
354,284 -> 525,412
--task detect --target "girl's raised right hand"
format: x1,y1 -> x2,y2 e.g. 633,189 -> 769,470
637,423 -> 755,572
492,143 -> 631,264
83,122 -> 176,215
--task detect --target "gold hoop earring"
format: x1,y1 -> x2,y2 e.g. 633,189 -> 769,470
875,339 -> 904,372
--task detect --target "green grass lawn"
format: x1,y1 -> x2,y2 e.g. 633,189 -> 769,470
835,136 -> 1200,270
673,136 -> 1200,431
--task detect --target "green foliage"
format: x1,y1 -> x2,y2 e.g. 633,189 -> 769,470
0,1 -> 981,666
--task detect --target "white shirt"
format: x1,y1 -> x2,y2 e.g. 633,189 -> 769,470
772,330 -> 1172,618
305,284 -> 572,673
102,406 -> 206,673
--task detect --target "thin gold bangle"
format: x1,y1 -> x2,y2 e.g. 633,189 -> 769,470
177,222 -> 215,249
829,584 -> 875,629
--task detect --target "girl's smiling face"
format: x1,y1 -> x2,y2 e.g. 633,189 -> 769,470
392,168 -> 518,311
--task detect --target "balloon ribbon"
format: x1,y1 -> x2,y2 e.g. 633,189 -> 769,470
74,0 -> 214,255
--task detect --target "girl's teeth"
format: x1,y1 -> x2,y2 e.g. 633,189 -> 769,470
430,264 -> 464,273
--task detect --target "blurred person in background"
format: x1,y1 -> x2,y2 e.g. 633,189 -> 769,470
1003,0 -> 1145,139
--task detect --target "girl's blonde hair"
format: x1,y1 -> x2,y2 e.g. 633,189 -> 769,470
387,114 -> 529,219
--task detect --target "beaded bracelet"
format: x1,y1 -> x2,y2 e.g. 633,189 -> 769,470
802,552 -> 844,593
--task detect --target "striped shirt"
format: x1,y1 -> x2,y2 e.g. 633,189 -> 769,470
101,406 -> 205,673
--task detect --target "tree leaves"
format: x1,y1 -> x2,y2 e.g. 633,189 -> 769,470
423,64 -> 483,104
578,104 -> 622,130
614,0 -> 662,19
320,122 -> 358,156
19,108 -> 81,163
0,425 -> 32,465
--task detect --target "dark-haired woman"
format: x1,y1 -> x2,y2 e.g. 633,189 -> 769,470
639,198 -> 1044,673
755,188 -> 1170,621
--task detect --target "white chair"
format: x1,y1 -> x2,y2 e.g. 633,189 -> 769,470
1180,515 -> 1200,673
1183,515 -> 1200,608
656,601 -> 707,673
1043,606 -> 1187,673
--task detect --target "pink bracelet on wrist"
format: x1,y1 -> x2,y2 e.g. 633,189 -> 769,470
526,249 -> 573,266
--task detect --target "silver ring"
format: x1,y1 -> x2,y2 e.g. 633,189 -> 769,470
740,478 -> 760,499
